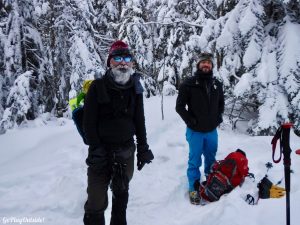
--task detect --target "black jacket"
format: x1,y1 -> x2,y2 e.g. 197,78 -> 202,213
176,75 -> 224,132
83,71 -> 147,150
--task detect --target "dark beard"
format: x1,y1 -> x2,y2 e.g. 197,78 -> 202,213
194,69 -> 213,80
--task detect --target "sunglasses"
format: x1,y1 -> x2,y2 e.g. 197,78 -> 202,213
112,55 -> 133,63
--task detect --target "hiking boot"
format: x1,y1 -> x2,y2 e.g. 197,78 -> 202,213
189,191 -> 200,205
193,179 -> 200,191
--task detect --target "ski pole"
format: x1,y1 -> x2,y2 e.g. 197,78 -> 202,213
271,123 -> 293,225
282,123 -> 292,225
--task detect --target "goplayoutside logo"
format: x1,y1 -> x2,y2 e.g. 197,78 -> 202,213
1,217 -> 45,224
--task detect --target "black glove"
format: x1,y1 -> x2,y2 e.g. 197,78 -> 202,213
137,146 -> 154,171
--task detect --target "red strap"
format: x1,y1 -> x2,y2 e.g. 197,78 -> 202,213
271,127 -> 282,163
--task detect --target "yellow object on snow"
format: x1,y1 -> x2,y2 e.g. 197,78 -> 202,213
270,185 -> 286,198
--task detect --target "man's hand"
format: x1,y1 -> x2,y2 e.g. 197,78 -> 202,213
137,147 -> 154,171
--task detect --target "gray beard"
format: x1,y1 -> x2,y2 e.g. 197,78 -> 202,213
111,67 -> 134,85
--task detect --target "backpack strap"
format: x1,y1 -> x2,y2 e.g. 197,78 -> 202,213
215,170 -> 233,189
247,172 -> 255,180
271,127 -> 283,163
217,158 -> 237,180
216,158 -> 238,187
132,73 -> 144,94
94,77 -> 110,104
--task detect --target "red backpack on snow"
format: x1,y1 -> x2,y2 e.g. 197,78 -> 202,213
199,149 -> 249,202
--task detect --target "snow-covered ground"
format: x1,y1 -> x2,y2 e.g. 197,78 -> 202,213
0,96 -> 299,225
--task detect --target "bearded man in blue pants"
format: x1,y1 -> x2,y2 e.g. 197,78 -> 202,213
176,52 -> 225,205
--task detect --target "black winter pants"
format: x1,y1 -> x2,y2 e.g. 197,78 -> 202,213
84,144 -> 135,225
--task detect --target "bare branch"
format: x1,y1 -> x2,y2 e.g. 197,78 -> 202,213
195,0 -> 217,20
110,19 -> 202,28
93,33 -> 115,42
139,20 -> 202,28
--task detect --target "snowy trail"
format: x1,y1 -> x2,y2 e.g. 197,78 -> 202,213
0,121 -> 88,225
0,96 -> 300,225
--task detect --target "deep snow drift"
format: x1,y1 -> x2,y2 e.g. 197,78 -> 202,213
0,96 -> 299,225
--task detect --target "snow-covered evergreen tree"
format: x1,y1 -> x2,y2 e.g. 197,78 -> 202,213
0,71 -> 34,133
0,0 -> 299,135
118,0 -> 151,71
67,0 -> 105,100
200,0 -> 300,134
0,1 -> 41,132
3,1 -> 23,86
276,2 -> 300,135
149,0 -> 207,95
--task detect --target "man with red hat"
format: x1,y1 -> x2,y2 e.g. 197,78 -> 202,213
83,40 -> 154,225
176,52 -> 225,205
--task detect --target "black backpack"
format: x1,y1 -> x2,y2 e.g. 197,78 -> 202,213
72,106 -> 87,144
69,80 -> 93,145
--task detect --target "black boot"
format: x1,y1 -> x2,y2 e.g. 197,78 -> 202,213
110,191 -> 128,225
83,212 -> 105,225
193,179 -> 200,191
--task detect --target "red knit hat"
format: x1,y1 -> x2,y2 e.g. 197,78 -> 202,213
107,40 -> 132,67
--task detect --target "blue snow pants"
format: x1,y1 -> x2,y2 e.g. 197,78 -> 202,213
186,127 -> 218,191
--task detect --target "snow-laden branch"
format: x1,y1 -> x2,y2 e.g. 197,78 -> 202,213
93,33 -> 115,42
136,20 -> 202,28
111,19 -> 202,28
195,0 -> 217,20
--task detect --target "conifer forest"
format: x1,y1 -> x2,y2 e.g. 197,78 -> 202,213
0,0 -> 299,135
